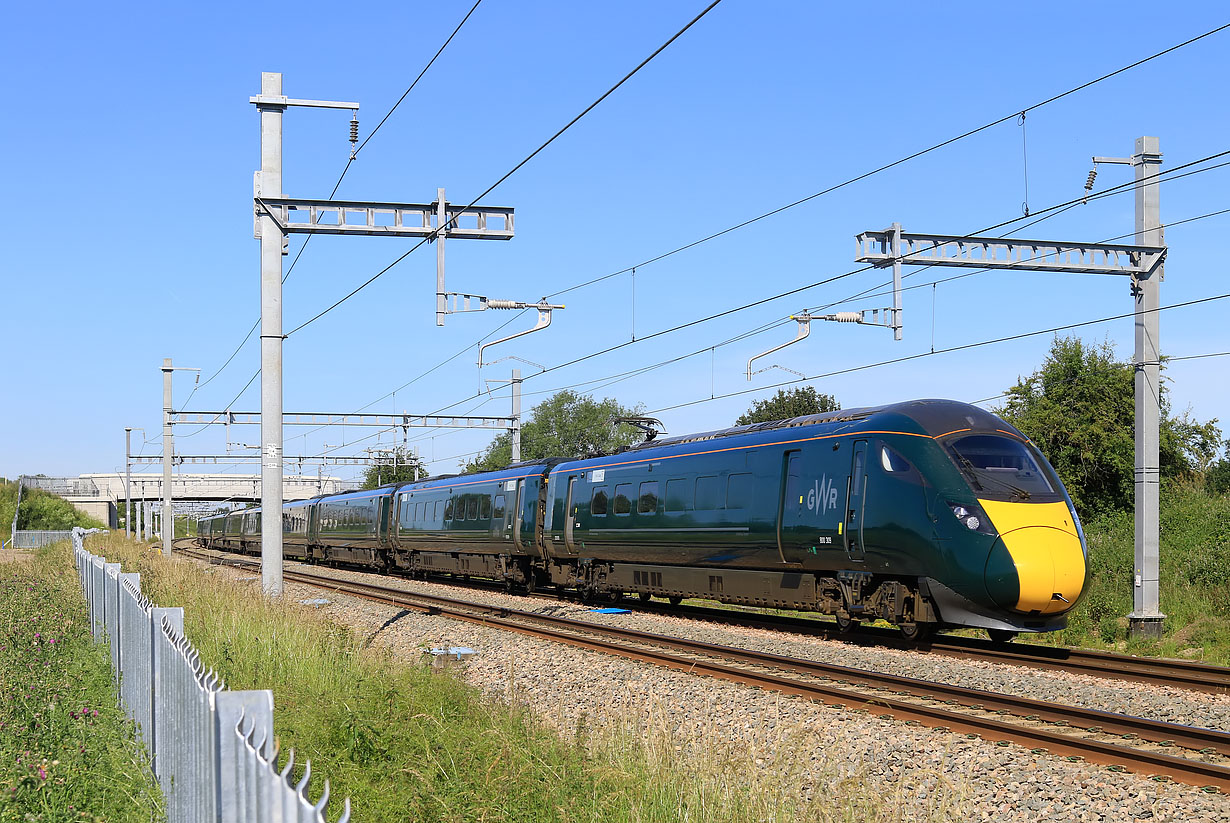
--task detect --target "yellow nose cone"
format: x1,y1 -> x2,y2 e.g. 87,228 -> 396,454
980,500 -> 1086,614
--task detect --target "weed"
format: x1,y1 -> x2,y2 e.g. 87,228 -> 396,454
0,546 -> 162,822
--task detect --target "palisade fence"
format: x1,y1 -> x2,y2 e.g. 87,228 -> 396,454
71,527 -> 351,822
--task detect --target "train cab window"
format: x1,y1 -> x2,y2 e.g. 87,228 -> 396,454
726,473 -> 752,509
467,497 -> 479,520
665,478 -> 693,512
880,446 -> 913,473
493,495 -> 506,519
638,481 -> 659,514
944,434 -> 1057,497
444,499 -> 454,521
591,488 -> 608,516
695,475 -> 725,511
613,484 -> 633,515
480,495 -> 492,520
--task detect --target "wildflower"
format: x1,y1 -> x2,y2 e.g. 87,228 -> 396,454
37,766 -> 46,780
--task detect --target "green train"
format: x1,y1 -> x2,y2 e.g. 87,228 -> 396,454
197,399 -> 1088,641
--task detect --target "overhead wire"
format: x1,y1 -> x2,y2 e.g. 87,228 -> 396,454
284,0 -> 725,338
183,2 -> 487,409
480,203 -> 1230,415
644,293 -> 1230,415
217,20 -> 1229,442
188,19 -> 1230,466
538,21 -> 1230,301
413,152 -> 1230,418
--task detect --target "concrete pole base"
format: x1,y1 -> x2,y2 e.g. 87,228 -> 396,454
1128,614 -> 1165,641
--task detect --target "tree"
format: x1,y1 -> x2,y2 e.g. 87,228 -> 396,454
736,386 -> 840,426
360,447 -> 426,489
996,335 -> 1221,515
464,390 -> 644,473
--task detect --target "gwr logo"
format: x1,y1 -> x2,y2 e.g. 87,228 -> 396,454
806,475 -> 840,515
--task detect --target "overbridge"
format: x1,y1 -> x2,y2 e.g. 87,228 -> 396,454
21,474 -> 349,528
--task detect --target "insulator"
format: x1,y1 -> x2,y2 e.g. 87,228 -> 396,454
827,312 -> 864,323
1084,168 -> 1097,192
485,299 -> 521,310
349,116 -> 359,144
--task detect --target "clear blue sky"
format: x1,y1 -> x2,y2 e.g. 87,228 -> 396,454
2,1 -> 1227,485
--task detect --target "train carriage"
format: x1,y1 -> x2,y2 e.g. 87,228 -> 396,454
191,399 -> 1087,640
312,489 -> 391,568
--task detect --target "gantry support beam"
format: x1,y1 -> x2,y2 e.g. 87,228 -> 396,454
254,197 -> 514,240
129,455 -> 378,466
856,232 -> 1164,276
171,412 -> 515,430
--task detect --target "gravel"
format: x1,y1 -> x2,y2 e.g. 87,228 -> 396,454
205,559 -> 1230,821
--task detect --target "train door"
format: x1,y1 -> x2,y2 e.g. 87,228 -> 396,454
776,450 -> 803,564
844,440 -> 868,561
563,475 -> 580,553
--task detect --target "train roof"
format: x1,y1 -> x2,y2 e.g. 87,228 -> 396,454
615,399 -> 1020,453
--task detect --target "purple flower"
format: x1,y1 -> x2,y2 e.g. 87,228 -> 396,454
37,766 -> 46,780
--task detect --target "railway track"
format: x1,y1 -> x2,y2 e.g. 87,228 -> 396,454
180,545 -> 1230,792
650,601 -> 1230,696
167,541 -> 1230,696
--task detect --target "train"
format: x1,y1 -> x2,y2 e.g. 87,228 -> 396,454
196,399 -> 1089,641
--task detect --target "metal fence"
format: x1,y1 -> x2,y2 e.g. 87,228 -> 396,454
11,530 -> 75,549
72,527 -> 350,823
24,476 -> 101,497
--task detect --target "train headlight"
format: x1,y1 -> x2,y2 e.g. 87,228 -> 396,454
947,501 -> 996,535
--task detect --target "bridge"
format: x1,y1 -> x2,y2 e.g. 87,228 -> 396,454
22,474 -> 352,528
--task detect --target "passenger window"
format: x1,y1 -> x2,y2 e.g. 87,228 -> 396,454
493,495 -> 506,519
665,478 -> 693,512
696,475 -> 724,510
444,499 -> 454,521
613,484 -> 632,515
638,481 -> 659,514
467,496 -> 479,520
726,473 -> 752,509
480,495 -> 492,520
881,445 -> 912,473
591,487 -> 608,515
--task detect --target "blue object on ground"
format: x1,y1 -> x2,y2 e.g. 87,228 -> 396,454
590,607 -> 632,614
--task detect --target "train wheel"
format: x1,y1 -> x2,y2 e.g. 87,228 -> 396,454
987,629 -> 1017,644
639,592 -> 652,602
668,595 -> 683,606
899,622 -> 935,643
834,612 -> 856,634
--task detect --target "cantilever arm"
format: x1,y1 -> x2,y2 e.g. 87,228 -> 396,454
746,314 -> 812,380
478,302 -> 565,367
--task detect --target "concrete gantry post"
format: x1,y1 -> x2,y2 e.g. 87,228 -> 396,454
162,359 -> 173,552
1090,137 -> 1166,639
124,428 -> 132,539
1130,137 -> 1165,639
257,71 -> 285,596
511,369 -> 522,463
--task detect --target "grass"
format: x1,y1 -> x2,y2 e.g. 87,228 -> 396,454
1022,479 -> 1230,664
0,545 -> 163,823
89,534 -> 968,823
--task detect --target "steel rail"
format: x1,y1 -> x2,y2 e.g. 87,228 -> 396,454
179,546 -> 1229,791
653,601 -> 1230,695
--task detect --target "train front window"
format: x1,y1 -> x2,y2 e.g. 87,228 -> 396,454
944,434 -> 1056,498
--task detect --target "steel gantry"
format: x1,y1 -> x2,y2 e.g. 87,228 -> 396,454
250,72 -> 517,595
855,136 -> 1168,639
